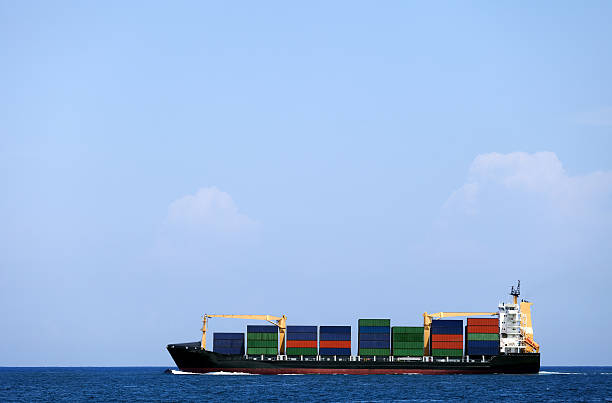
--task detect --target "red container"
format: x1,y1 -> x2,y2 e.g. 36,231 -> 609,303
319,340 -> 351,349
467,318 -> 499,326
286,340 -> 317,348
431,334 -> 463,342
431,341 -> 463,349
467,325 -> 498,334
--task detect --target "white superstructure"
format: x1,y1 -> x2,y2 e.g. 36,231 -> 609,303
498,301 -> 525,353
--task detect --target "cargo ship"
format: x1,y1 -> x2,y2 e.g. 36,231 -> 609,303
167,281 -> 540,374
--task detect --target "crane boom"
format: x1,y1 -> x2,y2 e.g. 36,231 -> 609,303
200,314 -> 287,354
423,311 -> 498,356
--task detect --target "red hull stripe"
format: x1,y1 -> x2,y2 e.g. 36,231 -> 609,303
181,367 -> 494,375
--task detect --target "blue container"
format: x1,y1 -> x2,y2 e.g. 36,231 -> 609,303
467,348 -> 499,355
358,340 -> 390,349
358,326 -> 391,333
358,333 -> 390,341
431,320 -> 463,335
213,347 -> 244,355
286,332 -> 318,341
320,326 -> 351,334
431,320 -> 463,328
213,332 -> 244,340
247,325 -> 278,333
213,339 -> 244,348
466,341 -> 499,355
319,348 -> 351,356
319,333 -> 351,341
287,326 -> 317,333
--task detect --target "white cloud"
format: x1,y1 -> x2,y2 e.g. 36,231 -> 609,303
165,187 -> 258,235
156,187 -> 259,262
445,151 -> 612,217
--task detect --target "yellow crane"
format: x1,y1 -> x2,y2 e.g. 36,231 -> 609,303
200,314 -> 287,355
423,311 -> 498,356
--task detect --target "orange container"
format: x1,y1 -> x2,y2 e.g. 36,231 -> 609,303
431,341 -> 463,349
467,325 -> 498,334
431,334 -> 463,342
319,340 -> 351,349
467,318 -> 499,326
286,340 -> 317,348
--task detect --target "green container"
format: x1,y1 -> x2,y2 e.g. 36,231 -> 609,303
392,348 -> 423,357
392,333 -> 424,342
358,348 -> 391,356
247,347 -> 278,355
392,341 -> 422,349
432,349 -> 463,357
467,333 -> 500,341
359,319 -> 391,327
392,326 -> 424,334
247,340 -> 278,348
247,332 -> 278,341
286,347 -> 318,356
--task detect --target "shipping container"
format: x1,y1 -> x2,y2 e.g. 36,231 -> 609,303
431,334 -> 463,342
392,333 -> 424,342
285,340 -> 317,348
286,332 -> 318,341
247,332 -> 278,341
246,347 -> 278,355
247,340 -> 278,348
213,339 -> 245,348
319,340 -> 351,349
319,326 -> 351,334
467,333 -> 499,341
431,320 -> 463,327
213,348 -> 244,355
431,341 -> 463,349
392,326 -> 424,334
466,325 -> 498,334
358,348 -> 391,356
392,348 -> 423,357
392,341 -> 422,349
431,349 -> 462,357
319,348 -> 351,356
213,332 -> 244,340
287,326 -> 317,333
286,347 -> 318,356
359,340 -> 390,349
358,333 -> 390,341
358,326 -> 391,333
467,318 -> 499,326
359,319 -> 391,327
247,325 -> 278,333
319,333 -> 351,341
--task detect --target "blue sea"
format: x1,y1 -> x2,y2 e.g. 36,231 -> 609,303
1,367 -> 610,401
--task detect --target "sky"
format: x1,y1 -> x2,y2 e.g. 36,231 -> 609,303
1,1 -> 611,366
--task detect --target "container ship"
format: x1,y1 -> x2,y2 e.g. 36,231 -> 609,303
167,281 -> 540,374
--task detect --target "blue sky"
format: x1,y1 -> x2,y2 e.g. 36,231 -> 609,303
1,2 -> 611,366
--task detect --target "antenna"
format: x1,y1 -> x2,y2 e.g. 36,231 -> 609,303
510,280 -> 520,304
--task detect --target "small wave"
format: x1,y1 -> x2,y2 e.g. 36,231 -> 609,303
170,369 -> 258,375
539,371 -> 585,375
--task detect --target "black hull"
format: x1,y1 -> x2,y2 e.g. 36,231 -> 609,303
167,342 -> 540,375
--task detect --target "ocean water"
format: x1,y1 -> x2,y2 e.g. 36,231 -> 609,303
0,367 -> 610,402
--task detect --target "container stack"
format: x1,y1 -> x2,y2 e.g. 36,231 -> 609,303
212,332 -> 245,355
319,326 -> 351,356
391,327 -> 423,357
466,317 -> 500,356
358,319 -> 391,356
246,325 -> 278,356
286,325 -> 318,356
431,320 -> 463,357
